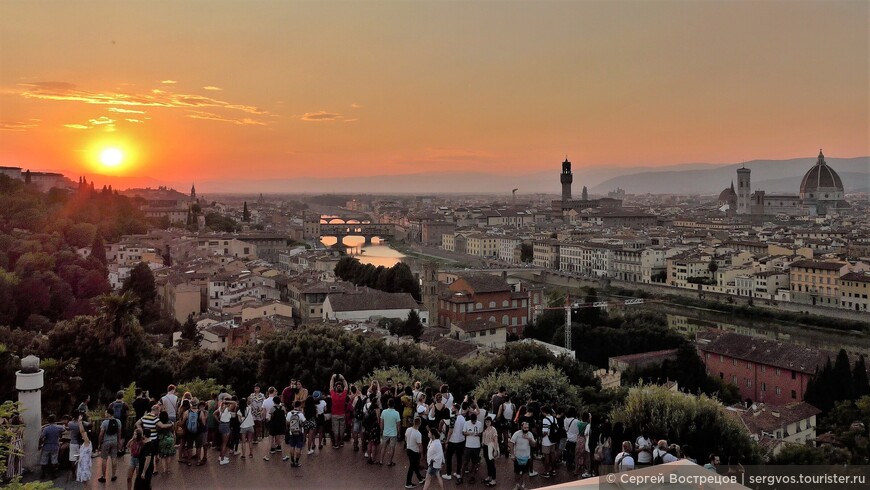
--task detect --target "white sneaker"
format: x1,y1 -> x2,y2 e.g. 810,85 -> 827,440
282,456 -> 290,462
442,474 -> 452,480
308,449 -> 315,455
364,452 -> 369,458
453,473 -> 461,479
219,458 -> 229,465
528,471 -> 539,477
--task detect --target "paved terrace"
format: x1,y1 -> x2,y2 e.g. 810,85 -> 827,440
40,442 -> 579,489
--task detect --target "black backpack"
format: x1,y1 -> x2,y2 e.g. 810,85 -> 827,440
547,416 -> 566,441
354,396 -> 365,420
106,418 -> 118,436
653,449 -> 664,465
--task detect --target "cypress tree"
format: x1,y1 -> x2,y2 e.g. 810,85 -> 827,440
853,355 -> 869,398
90,233 -> 107,266
833,349 -> 854,402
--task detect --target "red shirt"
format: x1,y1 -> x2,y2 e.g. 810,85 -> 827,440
330,390 -> 348,416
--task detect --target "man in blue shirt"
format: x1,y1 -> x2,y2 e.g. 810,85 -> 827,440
378,398 -> 401,466
39,414 -> 64,479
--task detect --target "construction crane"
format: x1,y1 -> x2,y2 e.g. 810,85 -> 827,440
534,296 -> 644,354
512,188 -> 518,205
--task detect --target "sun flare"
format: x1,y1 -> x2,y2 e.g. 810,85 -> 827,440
99,148 -> 124,167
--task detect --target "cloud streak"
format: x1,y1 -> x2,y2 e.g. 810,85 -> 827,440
203,86 -> 222,91
108,107 -> 145,114
300,111 -> 343,122
0,120 -> 39,131
186,111 -> 266,126
17,82 -> 268,115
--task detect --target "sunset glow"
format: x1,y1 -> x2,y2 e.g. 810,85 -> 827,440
0,1 -> 866,191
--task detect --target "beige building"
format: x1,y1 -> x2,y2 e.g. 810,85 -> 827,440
198,238 -> 258,260
166,281 -> 202,322
839,271 -> 870,312
533,240 -> 559,269
240,301 -> 294,322
788,259 -> 849,307
465,234 -> 499,258
449,319 -> 507,348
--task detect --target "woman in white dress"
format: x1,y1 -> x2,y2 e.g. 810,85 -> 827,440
75,414 -> 93,483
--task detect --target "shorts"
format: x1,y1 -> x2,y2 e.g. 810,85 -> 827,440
184,432 -> 197,448
100,440 -> 118,459
316,414 -> 325,427
542,444 -> 553,455
427,463 -> 441,476
40,449 -> 59,465
288,434 -> 305,449
464,447 -> 481,463
195,433 -> 207,448
130,457 -> 140,469
352,419 -> 362,433
381,435 -> 397,447
514,458 -> 529,474
219,422 -> 231,435
240,426 -> 254,435
69,443 -> 80,462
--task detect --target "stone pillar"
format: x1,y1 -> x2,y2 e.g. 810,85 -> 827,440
16,355 -> 44,472
363,235 -> 373,246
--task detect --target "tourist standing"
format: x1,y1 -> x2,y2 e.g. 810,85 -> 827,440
379,398 -> 401,466
98,407 -> 120,482
423,427 -> 444,490
237,397 -> 255,459
75,413 -> 93,483
285,400 -> 306,467
108,391 -> 129,455
126,428 -> 145,490
460,411 -> 483,484
442,402 -> 465,481
329,374 -> 348,449
38,414 -> 64,480
404,417 -> 424,489
248,385 -> 265,443
481,416 -> 499,487
509,421 -> 536,490
160,385 -> 179,424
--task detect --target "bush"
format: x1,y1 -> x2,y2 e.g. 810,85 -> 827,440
177,378 -> 225,401
473,365 -> 583,411
358,366 -> 443,393
611,384 -> 760,464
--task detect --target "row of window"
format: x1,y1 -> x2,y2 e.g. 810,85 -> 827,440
707,353 -> 797,379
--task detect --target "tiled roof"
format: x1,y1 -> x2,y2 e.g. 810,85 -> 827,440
697,331 -> 832,375
841,271 -> 870,283
453,273 -> 510,293
789,260 -> 845,271
453,319 -> 503,333
326,289 -> 419,312
737,402 -> 821,435
430,337 -> 478,360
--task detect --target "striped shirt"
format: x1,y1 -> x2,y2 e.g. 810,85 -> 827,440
140,413 -> 158,442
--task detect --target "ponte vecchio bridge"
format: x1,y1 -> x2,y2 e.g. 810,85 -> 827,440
304,216 -> 396,248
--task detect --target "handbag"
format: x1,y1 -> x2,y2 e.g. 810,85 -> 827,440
594,444 -> 604,462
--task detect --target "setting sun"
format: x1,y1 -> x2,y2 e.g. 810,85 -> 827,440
99,147 -> 124,167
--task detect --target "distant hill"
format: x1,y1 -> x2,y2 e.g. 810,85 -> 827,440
590,157 -> 869,195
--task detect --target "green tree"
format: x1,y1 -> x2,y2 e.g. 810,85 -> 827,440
179,315 -> 203,350
708,257 -> 719,273
402,309 -> 424,340
90,232 -> 107,266
242,201 -> 251,222
520,243 -> 533,263
123,262 -> 157,305
474,365 -> 583,410
854,356 -> 870,399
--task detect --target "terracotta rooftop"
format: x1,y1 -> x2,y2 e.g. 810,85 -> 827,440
789,259 -> 845,271
429,337 -> 478,360
326,289 -> 419,312
735,402 -> 821,435
697,331 -> 833,375
452,273 -> 511,294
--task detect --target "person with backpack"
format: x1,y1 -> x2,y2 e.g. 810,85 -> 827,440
192,400 -> 208,466
108,391 -> 129,457
539,406 -> 559,479
615,441 -> 635,472
264,397 -> 286,461
98,407 -> 120,483
350,385 -> 365,452
496,394 -> 514,457
181,401 -> 199,466
126,428 -> 145,490
285,400 -> 306,467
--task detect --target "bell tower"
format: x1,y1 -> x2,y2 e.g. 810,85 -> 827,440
560,156 -> 573,202
736,166 -> 751,215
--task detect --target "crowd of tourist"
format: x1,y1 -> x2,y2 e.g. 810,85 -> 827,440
32,377 -> 728,489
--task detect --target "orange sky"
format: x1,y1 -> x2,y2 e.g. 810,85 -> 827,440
1,1 -> 867,185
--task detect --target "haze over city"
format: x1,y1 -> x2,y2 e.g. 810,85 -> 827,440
1,1 -> 868,193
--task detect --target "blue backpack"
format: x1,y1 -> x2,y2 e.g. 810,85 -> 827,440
186,410 -> 198,433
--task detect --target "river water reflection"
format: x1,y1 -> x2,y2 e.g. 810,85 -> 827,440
320,236 -> 405,268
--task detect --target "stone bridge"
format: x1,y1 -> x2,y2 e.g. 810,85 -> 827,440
305,219 -> 396,249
